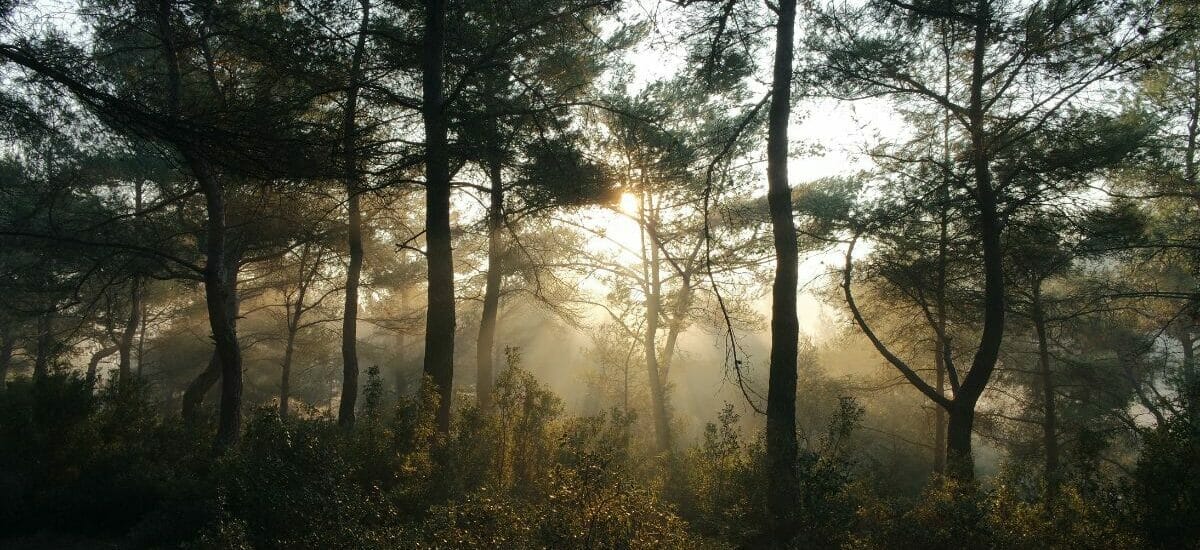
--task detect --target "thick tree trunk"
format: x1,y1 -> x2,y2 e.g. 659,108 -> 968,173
422,0 -> 455,433
945,0 -> 1003,482
86,345 -> 119,389
945,402 -> 975,480
182,215 -> 242,451
118,276 -> 143,384
765,0 -> 799,541
1032,286 -> 1060,501
338,0 -> 370,429
476,159 -> 503,412
184,261 -> 240,413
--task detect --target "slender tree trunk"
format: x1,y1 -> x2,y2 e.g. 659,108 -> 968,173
934,346 -> 947,474
34,311 -> 53,382
643,269 -> 671,453
476,158 -> 504,412
638,190 -> 672,453
280,328 -> 296,418
0,330 -> 12,394
1032,284 -> 1060,501
422,0 -> 455,433
338,0 -> 370,429
86,346 -> 119,389
765,0 -> 799,541
119,181 -> 144,384
137,299 -> 148,377
118,276 -> 143,384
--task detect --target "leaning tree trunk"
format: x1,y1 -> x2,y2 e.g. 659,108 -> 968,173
765,0 -> 799,541
86,345 -> 119,389
183,352 -> 220,425
422,0 -> 455,433
476,157 -> 504,412
337,0 -> 370,429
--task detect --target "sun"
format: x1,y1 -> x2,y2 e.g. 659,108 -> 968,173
617,191 -> 639,215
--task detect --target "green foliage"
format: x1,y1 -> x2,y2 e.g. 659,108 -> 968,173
1133,416 -> 1200,549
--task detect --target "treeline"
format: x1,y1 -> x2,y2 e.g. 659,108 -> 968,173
0,0 -> 1198,548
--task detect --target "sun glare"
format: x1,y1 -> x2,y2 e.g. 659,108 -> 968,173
618,191 -> 639,215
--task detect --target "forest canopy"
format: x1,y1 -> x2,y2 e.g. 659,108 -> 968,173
0,0 -> 1198,548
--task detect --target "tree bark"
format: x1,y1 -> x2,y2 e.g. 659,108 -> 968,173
1032,284 -> 1060,501
118,276 -> 143,384
422,0 -> 455,433
0,329 -> 12,394
765,0 -> 799,541
119,181 -> 145,384
34,311 -> 53,382
180,252 -> 241,444
86,345 -> 119,389
338,0 -> 370,429
476,157 -> 503,412
640,191 -> 672,454
280,328 -> 296,418
944,0 -> 1003,482
183,352 -> 221,425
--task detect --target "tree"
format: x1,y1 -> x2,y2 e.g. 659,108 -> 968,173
815,0 -> 1164,480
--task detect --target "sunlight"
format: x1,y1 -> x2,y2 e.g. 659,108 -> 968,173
617,191 -> 639,215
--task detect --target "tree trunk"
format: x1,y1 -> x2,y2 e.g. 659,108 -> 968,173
422,0 -> 455,433
86,345 -> 119,389
1032,285 -> 1060,501
201,175 -> 243,451
280,328 -> 296,418
945,402 -> 975,480
182,352 -> 220,425
946,0 -> 1003,482
659,276 -> 691,383
118,276 -> 143,384
34,311 -> 53,382
120,181 -> 144,384
0,330 -> 12,394
765,0 -> 799,541
137,298 -> 148,377
934,345 -> 947,475
1177,322 -> 1197,425
338,0 -> 370,429
476,158 -> 503,412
